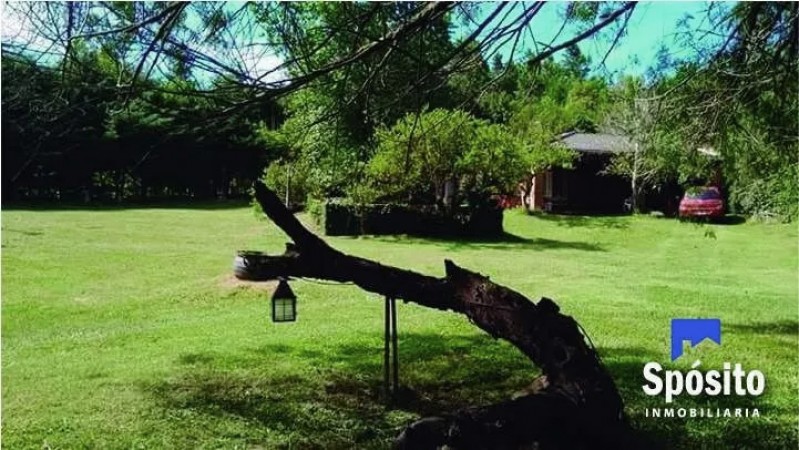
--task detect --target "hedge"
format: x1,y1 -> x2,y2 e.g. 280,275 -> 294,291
313,199 -> 503,237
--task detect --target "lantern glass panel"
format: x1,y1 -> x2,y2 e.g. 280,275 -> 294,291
272,297 -> 296,322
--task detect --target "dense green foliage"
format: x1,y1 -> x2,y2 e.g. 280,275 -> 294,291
257,2 -> 462,203
267,52 -> 607,211
698,3 -> 797,220
3,2 -> 795,220
3,206 -> 796,448
2,52 -> 281,202
365,109 -> 525,206
606,3 -> 798,219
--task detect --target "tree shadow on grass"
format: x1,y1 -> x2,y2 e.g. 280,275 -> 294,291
363,232 -> 605,252
603,346 -> 798,450
288,333 -> 536,414
148,333 -> 534,448
148,337 -> 796,449
532,213 -> 631,230
725,320 -> 799,337
677,215 -> 748,226
2,199 -> 250,211
712,215 -> 747,225
1,227 -> 45,236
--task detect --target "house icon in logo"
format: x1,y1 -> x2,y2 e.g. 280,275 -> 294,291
670,318 -> 721,361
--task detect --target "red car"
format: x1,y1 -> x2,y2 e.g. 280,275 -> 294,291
679,186 -> 725,219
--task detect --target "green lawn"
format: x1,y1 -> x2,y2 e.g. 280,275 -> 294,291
2,205 -> 797,449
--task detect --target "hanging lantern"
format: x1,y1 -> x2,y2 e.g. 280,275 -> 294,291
271,277 -> 297,322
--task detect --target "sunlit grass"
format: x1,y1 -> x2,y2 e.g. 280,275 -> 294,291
2,205 -> 797,449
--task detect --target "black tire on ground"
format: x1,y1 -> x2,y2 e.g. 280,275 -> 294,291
233,251 -> 272,280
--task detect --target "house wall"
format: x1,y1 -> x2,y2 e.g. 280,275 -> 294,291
528,172 -> 547,211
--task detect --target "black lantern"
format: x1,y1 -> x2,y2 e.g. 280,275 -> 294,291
271,278 -> 297,322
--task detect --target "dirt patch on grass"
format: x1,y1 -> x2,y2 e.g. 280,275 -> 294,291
218,274 -> 278,291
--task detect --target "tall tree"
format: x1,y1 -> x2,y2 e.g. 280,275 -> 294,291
660,2 -> 798,219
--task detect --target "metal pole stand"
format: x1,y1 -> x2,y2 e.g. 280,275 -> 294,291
383,296 -> 399,403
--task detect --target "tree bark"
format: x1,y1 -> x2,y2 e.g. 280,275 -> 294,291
248,182 -> 632,449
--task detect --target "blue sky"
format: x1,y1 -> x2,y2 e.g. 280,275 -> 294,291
465,1 -> 725,80
2,2 -> 726,83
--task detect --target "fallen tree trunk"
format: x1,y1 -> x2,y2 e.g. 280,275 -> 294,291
250,182 -> 633,449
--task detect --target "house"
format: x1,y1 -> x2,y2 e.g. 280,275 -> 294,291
527,132 -> 633,213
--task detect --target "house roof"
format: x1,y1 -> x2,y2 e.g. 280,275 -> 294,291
557,132 -> 633,154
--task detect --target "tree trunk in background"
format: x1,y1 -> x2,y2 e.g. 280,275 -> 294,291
631,143 -> 640,213
248,182 -> 634,449
116,169 -> 126,202
284,164 -> 291,207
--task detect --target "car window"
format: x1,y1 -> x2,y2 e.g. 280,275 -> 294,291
686,188 -> 721,200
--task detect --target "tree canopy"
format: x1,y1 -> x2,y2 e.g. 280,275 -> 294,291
2,1 -> 796,219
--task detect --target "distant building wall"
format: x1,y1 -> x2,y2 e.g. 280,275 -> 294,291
529,172 -> 546,211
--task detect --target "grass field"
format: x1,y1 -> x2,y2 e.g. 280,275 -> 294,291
2,205 -> 797,449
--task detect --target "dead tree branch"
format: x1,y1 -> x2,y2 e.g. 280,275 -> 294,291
249,182 -> 632,449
